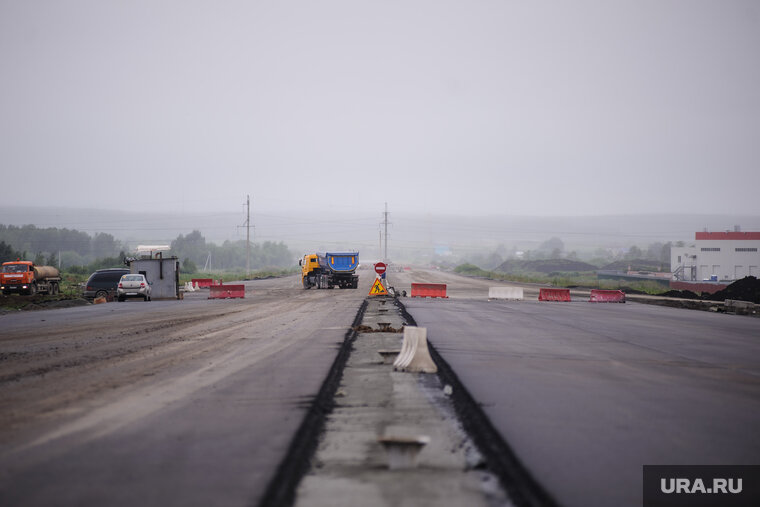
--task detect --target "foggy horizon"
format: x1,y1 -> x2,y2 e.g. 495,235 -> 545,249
2,1 -> 759,218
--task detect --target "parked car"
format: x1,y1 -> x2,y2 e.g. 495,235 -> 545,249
83,268 -> 130,300
117,273 -> 152,302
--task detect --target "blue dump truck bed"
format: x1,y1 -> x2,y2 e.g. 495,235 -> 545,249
318,252 -> 359,273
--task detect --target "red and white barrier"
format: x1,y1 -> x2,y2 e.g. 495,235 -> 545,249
410,283 -> 448,298
191,278 -> 213,289
208,284 -> 245,299
589,289 -> 625,303
538,288 -> 571,302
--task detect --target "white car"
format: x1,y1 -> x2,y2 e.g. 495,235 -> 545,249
117,274 -> 152,302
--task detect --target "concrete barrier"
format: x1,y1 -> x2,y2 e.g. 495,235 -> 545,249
589,289 -> 625,303
208,284 -> 245,299
725,299 -> 757,315
488,286 -> 524,300
393,326 -> 437,373
538,288 -> 571,302
410,283 -> 448,298
192,278 -> 213,288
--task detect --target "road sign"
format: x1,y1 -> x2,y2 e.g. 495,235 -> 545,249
374,262 -> 387,275
368,278 -> 388,296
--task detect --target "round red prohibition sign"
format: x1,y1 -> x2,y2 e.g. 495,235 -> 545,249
374,262 -> 387,275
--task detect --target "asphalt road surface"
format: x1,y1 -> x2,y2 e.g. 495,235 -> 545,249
392,268 -> 760,507
0,275 -> 366,506
3,267 -> 758,507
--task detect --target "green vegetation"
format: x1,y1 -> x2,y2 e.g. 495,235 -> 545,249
178,267 -> 298,284
171,230 -> 293,271
0,225 -> 295,273
0,225 -> 122,267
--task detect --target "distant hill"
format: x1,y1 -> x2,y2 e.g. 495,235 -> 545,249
2,206 -> 760,261
496,258 -> 598,274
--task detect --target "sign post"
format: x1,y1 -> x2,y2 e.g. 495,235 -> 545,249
369,277 -> 388,296
369,262 -> 389,296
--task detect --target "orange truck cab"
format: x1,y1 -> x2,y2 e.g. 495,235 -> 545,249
0,260 -> 62,296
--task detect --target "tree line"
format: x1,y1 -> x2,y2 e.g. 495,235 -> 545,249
0,225 -> 294,273
171,230 -> 293,272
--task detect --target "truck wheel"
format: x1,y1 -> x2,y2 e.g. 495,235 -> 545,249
28,283 -> 37,296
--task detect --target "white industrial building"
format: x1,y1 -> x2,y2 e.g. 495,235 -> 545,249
671,230 -> 760,282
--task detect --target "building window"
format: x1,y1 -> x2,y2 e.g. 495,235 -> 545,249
678,255 -> 682,263
735,248 -> 758,252
700,247 -> 720,252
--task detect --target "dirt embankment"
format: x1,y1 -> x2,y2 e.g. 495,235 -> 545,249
0,294 -> 90,313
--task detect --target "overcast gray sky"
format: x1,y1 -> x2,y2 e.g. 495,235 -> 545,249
2,0 -> 759,217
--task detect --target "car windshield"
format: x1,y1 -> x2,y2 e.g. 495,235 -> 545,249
2,264 -> 27,273
122,275 -> 144,282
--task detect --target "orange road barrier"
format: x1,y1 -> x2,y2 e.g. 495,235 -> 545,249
192,278 -> 213,288
589,289 -> 626,303
538,288 -> 571,302
410,283 -> 448,298
208,284 -> 245,299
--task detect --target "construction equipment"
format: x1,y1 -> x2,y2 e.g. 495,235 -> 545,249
300,252 -> 359,289
1,260 -> 62,296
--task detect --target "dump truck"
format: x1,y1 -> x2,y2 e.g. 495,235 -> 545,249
300,252 -> 359,289
1,260 -> 62,296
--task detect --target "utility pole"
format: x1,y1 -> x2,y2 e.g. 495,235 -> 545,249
246,195 -> 251,278
383,202 -> 390,262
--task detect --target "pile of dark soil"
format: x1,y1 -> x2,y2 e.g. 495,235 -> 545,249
658,277 -> 760,304
496,258 -> 597,274
706,276 -> 760,304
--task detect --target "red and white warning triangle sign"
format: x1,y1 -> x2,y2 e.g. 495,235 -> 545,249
368,277 -> 388,296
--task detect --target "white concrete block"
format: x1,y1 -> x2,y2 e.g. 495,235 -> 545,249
488,286 -> 524,300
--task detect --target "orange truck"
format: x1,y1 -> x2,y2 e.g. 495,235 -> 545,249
1,260 -> 62,296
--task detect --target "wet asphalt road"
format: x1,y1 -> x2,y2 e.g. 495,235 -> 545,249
403,296 -> 760,507
0,275 -> 367,507
3,267 -> 759,507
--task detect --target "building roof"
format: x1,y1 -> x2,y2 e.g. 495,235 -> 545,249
695,232 -> 760,240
